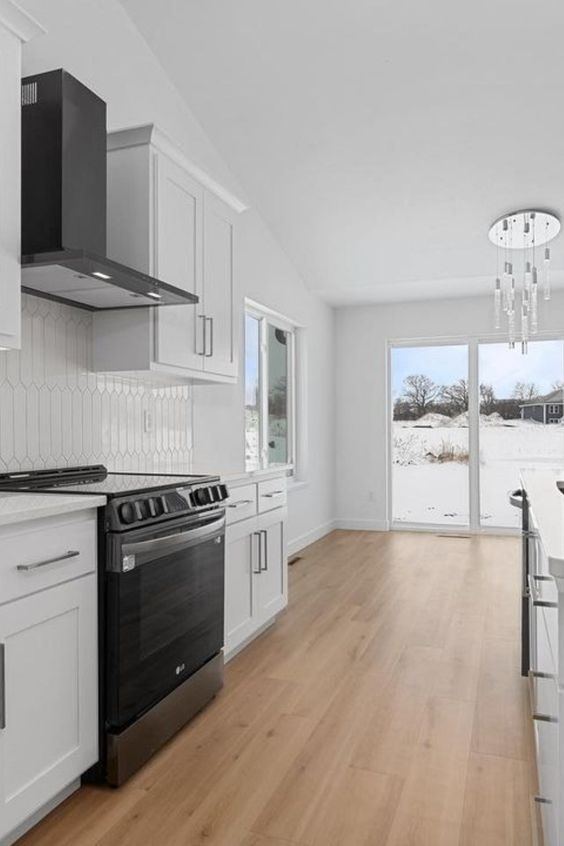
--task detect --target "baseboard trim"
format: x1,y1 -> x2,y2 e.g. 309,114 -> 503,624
287,520 -> 337,556
335,519 -> 390,532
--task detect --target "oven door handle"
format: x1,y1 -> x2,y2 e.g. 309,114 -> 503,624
120,515 -> 225,563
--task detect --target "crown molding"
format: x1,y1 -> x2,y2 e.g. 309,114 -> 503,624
108,123 -> 248,215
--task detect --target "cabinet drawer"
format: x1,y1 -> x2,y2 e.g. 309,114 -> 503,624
258,478 -> 287,513
0,513 -> 97,605
226,485 -> 257,525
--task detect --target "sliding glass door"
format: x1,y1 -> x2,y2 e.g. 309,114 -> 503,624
390,338 -> 564,530
391,344 -> 469,527
478,340 -> 564,528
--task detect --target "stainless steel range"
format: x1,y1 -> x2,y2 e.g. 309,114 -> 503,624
0,465 -> 228,785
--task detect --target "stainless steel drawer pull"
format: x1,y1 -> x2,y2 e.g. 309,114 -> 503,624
228,499 -> 254,509
529,670 -> 557,680
532,575 -> 553,582
205,316 -> 214,357
533,795 -> 552,804
261,529 -> 268,571
528,574 -> 557,608
253,531 -> 262,574
0,644 -> 5,730
197,315 -> 207,356
262,490 -> 284,498
532,712 -> 558,724
17,550 -> 80,572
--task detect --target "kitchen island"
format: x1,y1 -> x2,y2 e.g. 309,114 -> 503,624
519,468 -> 564,846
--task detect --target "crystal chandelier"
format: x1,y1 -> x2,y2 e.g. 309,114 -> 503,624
488,210 -> 560,353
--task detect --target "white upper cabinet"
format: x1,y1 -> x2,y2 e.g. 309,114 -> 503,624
93,124 -> 244,384
154,155 -> 204,373
0,1 -> 44,351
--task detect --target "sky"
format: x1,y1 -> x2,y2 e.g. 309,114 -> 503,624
392,340 -> 564,399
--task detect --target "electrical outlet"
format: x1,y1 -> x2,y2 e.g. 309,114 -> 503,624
143,410 -> 153,434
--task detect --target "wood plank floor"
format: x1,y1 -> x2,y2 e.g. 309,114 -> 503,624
19,530 -> 537,846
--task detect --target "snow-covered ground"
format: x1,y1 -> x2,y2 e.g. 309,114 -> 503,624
392,418 -> 564,527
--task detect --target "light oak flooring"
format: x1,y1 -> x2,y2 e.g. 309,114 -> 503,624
20,530 -> 537,846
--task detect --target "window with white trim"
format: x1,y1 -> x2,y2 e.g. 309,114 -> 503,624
245,303 -> 296,472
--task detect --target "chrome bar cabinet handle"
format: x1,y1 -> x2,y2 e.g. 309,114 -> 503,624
261,529 -> 268,571
205,316 -> 214,357
197,315 -> 207,356
532,712 -> 558,723
227,499 -> 254,509
16,550 -> 80,572
253,532 -> 262,574
0,644 -> 5,730
262,491 -> 285,498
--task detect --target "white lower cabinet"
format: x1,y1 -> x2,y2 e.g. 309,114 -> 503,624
0,514 -> 98,845
224,519 -> 258,653
256,509 -> 287,623
224,491 -> 287,659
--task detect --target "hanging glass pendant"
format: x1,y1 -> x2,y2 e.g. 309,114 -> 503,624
544,247 -> 551,300
488,210 -> 560,353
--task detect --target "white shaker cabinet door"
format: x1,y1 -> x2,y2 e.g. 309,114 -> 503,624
154,154 -> 205,372
225,517 -> 258,657
256,508 -> 288,623
0,574 -> 98,842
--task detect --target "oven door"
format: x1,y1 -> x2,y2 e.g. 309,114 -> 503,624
105,510 -> 225,729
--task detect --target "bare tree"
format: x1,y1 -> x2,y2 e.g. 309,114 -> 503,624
479,383 -> 496,415
512,381 -> 540,401
401,374 -> 441,418
552,380 -> 564,392
441,379 -> 469,414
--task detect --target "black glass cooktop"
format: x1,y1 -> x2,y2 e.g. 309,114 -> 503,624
0,465 -> 218,498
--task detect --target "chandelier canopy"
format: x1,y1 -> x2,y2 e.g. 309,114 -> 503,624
488,210 -> 560,353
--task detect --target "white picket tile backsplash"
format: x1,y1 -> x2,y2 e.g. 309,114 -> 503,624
0,295 -> 193,473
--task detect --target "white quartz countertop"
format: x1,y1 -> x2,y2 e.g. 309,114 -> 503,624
520,468 -> 564,575
0,492 -> 107,527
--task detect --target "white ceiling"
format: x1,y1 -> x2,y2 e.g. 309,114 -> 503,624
120,0 -> 564,304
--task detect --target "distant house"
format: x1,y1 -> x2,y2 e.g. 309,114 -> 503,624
520,389 -> 564,424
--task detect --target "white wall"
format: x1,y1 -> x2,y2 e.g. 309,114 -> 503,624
335,291 -> 564,530
192,212 -> 336,552
21,0 -> 336,551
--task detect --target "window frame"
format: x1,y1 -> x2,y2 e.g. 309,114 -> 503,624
244,300 -> 298,475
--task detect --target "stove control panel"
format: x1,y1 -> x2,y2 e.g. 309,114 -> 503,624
111,483 -> 229,530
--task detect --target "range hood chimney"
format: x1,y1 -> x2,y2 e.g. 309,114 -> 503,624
21,69 -> 198,310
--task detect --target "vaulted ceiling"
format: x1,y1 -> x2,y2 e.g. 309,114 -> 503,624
120,0 -> 564,304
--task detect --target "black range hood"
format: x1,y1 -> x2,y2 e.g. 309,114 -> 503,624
21,69 -> 198,311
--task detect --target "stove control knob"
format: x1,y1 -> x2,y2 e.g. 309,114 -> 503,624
135,500 -> 150,521
194,487 -> 210,506
218,484 -> 229,501
119,502 -> 137,525
151,496 -> 165,517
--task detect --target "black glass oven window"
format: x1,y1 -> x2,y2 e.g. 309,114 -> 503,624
106,531 -> 224,728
